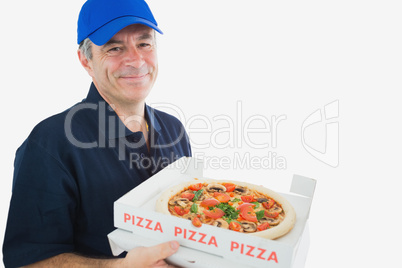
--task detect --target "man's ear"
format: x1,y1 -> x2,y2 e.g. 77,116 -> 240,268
77,49 -> 94,77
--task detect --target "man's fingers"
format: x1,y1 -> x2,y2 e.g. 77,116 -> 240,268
151,241 -> 180,260
124,241 -> 180,267
136,241 -> 179,264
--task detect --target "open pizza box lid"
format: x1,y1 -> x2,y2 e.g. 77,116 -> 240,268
108,157 -> 316,268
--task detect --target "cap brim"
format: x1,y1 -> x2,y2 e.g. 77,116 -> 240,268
88,16 -> 163,46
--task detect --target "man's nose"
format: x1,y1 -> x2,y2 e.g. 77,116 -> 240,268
124,46 -> 145,68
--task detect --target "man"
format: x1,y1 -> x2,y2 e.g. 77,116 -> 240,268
3,0 -> 191,267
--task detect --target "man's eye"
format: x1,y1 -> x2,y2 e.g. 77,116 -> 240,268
139,43 -> 152,48
108,47 -> 121,52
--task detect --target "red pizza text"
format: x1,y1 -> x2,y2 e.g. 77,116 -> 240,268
230,241 -> 278,263
123,213 -> 163,233
174,227 -> 218,247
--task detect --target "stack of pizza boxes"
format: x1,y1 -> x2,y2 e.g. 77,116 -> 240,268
108,157 -> 316,268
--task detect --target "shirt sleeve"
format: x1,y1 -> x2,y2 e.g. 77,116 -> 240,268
3,138 -> 79,267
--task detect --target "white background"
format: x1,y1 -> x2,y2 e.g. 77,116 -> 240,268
1,0 -> 401,267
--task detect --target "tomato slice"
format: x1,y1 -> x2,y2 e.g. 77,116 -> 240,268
236,202 -> 256,211
241,195 -> 255,203
189,183 -> 203,191
262,199 -> 275,209
229,221 -> 242,232
257,222 -> 270,231
174,206 -> 190,216
213,192 -> 231,203
200,198 -> 220,208
181,192 -> 195,201
222,183 -> 236,192
240,206 -> 258,222
264,210 -> 279,218
192,217 -> 202,228
203,208 -> 225,219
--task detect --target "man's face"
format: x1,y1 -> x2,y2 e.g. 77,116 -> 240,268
83,24 -> 158,107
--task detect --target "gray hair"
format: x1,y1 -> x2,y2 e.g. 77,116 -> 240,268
79,38 -> 93,60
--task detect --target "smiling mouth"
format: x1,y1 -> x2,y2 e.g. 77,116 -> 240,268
120,74 -> 148,81
121,74 -> 148,79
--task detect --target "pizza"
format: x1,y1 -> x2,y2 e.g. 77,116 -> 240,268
155,179 -> 296,239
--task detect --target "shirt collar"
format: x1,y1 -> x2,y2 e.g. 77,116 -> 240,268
83,82 -> 161,140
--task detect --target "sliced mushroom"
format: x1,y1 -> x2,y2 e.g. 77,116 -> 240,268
241,221 -> 257,232
260,217 -> 281,226
169,197 -> 190,208
206,184 -> 227,193
269,205 -> 283,214
184,213 -> 196,221
177,200 -> 190,208
212,219 -> 229,229
234,186 -> 249,195
257,198 -> 269,203
168,197 -> 178,206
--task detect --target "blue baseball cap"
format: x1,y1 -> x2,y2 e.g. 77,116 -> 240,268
77,0 -> 163,45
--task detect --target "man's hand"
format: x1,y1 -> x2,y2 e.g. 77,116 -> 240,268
25,240 -> 180,268
117,240 -> 180,268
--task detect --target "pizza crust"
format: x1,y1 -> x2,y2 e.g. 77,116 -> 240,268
155,179 -> 296,239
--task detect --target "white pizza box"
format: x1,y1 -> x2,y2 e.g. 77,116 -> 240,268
108,223 -> 310,268
108,157 -> 316,268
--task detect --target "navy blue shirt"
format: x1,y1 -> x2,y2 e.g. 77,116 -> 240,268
3,83 -> 191,267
